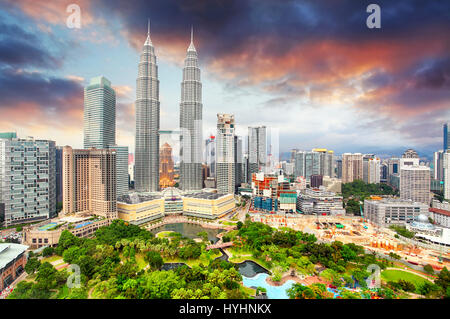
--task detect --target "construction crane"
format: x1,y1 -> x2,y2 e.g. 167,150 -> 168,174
360,205 -> 368,229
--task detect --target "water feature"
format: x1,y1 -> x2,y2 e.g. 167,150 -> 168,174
242,273 -> 295,299
236,260 -> 270,277
150,223 -> 223,243
161,263 -> 188,271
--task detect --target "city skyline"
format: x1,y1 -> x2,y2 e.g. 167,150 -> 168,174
0,1 -> 449,157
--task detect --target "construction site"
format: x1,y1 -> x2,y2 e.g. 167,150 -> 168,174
250,212 -> 450,271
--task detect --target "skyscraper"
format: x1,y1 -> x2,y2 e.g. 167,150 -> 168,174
444,123 -> 449,151
216,114 -> 235,194
362,154 -> 375,183
434,150 -> 444,181
205,135 -> 216,178
83,76 -> 116,149
83,76 -> 128,197
400,164 -> 430,205
135,21 -> 160,192
160,142 -> 175,189
234,135 -> 243,191
62,146 -> 117,219
247,126 -> 266,183
342,153 -> 363,183
180,27 -> 202,191
0,135 -> 56,226
368,158 -> 381,184
444,150 -> 450,200
55,146 -> 63,204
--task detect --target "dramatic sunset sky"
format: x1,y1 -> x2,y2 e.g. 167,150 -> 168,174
0,0 -> 449,158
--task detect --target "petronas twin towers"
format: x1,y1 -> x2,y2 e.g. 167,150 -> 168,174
135,22 -> 202,192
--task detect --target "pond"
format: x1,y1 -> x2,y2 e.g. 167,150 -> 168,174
242,273 -> 295,299
236,260 -> 270,277
150,223 -> 223,243
161,263 -> 188,271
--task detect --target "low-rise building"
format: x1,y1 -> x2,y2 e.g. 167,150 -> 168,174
117,194 -> 165,225
183,192 -> 235,219
364,198 -> 429,227
429,207 -> 450,229
0,243 -> 28,291
116,189 -> 236,224
22,216 -> 112,249
297,187 -> 344,215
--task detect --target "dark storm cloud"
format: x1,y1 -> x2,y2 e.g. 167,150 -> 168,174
92,0 -> 450,57
0,20 -> 82,113
0,66 -> 83,110
0,22 -> 60,68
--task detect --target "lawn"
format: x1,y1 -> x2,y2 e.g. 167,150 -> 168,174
221,221 -> 237,226
41,255 -> 63,263
381,269 -> 430,288
156,231 -> 175,238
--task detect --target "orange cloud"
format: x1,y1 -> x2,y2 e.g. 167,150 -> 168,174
6,0 -> 94,26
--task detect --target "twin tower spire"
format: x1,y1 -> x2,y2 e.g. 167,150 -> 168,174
144,19 -> 195,51
135,20 -> 202,193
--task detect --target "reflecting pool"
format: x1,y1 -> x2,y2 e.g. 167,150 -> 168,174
150,223 -> 223,243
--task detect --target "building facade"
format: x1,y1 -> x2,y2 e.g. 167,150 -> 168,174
443,150 -> 450,201
400,165 -> 430,205
247,126 -> 266,183
368,158 -> 381,184
342,153 -> 363,183
444,123 -> 449,151
179,28 -> 203,191
83,76 -> 116,149
0,243 -> 28,292
434,150 -> 444,181
62,146 -> 117,219
297,187 -> 344,215
135,22 -> 160,192
117,191 -> 234,224
205,135 -> 216,179
83,76 -> 128,198
0,136 -> 56,226
234,135 -> 243,191
364,198 -> 429,227
159,143 -> 175,189
216,114 -> 235,194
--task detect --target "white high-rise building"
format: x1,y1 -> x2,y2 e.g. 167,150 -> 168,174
135,21 -> 160,192
205,135 -> 216,178
400,164 -> 430,205
0,134 -> 56,226
434,150 -> 444,181
368,158 -> 381,184
180,28 -> 203,191
216,114 -> 235,194
247,126 -> 266,183
444,150 -> 450,200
